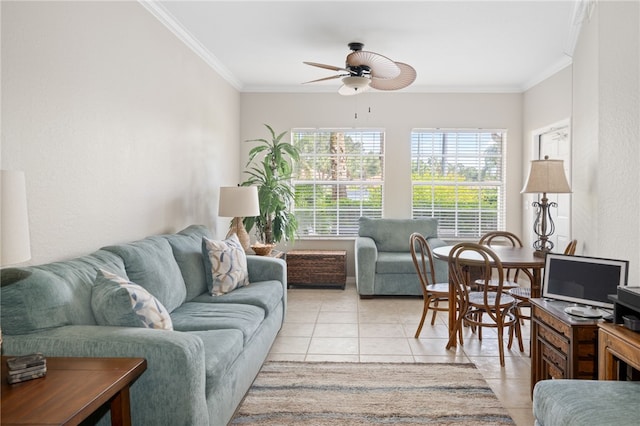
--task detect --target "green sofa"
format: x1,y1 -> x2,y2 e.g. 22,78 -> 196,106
533,379 -> 640,425
354,217 -> 448,298
0,225 -> 286,426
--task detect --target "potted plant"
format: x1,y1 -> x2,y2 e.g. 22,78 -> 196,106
241,124 -> 300,249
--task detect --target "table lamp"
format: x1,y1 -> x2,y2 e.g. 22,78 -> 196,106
521,156 -> 572,257
218,186 -> 260,252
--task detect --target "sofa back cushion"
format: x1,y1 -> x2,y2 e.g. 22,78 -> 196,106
0,250 -> 126,335
102,237 -> 187,313
358,217 -> 439,252
163,225 -> 212,301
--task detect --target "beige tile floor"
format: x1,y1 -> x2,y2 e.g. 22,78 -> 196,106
267,282 -> 535,426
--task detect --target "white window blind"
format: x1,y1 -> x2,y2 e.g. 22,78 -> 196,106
292,129 -> 384,237
411,129 -> 505,239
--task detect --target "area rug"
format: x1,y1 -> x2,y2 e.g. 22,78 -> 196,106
231,362 -> 514,425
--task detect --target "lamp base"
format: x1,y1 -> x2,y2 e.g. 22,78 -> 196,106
226,217 -> 251,252
533,249 -> 550,258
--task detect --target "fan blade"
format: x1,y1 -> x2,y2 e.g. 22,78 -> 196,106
303,74 -> 345,84
303,61 -> 349,73
347,51 -> 400,79
370,62 -> 417,91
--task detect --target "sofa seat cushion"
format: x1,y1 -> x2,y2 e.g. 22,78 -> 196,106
170,302 -> 265,344
190,280 -> 283,315
533,380 -> 640,426
188,329 -> 244,391
102,237 -> 187,313
376,252 -> 416,274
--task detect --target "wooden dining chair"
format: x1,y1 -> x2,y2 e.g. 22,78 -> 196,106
477,231 -> 535,289
449,242 -> 522,366
564,239 -> 578,255
410,232 -> 450,338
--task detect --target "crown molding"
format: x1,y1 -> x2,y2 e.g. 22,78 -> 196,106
564,0 -> 596,58
521,56 -> 573,92
242,84 -> 526,94
138,0 -> 243,91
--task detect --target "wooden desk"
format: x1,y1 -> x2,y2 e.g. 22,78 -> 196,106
433,245 -> 545,348
530,298 -> 600,396
598,322 -> 640,380
1,356 -> 146,426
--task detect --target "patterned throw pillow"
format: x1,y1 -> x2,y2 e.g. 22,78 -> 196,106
91,269 -> 173,330
202,234 -> 249,296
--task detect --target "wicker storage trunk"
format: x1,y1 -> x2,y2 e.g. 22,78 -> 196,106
286,250 -> 346,289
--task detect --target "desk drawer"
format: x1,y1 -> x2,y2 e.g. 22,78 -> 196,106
541,340 -> 567,378
538,322 -> 570,354
534,305 -> 571,337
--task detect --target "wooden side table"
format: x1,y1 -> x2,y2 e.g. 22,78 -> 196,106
1,356 -> 146,426
598,322 -> 640,380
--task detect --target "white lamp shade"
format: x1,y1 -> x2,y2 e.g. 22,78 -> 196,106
1,170 -> 31,265
521,157 -> 572,194
218,186 -> 260,217
339,76 -> 371,96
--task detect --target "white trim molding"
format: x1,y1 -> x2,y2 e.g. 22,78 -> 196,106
138,0 -> 243,91
564,0 -> 596,58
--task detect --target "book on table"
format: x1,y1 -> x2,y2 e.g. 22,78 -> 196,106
5,353 -> 47,384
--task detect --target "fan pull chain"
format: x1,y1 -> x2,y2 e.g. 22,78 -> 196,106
354,106 -> 372,120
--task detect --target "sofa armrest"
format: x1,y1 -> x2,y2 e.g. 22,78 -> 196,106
247,256 -> 286,285
3,326 -> 209,426
355,236 -> 378,296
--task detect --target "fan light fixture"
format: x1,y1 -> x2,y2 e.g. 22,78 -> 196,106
338,76 -> 371,96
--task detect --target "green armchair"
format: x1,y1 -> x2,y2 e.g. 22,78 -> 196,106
354,217 -> 448,298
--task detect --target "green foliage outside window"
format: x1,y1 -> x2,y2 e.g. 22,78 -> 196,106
292,130 -> 384,237
290,129 -> 504,238
411,130 -> 504,238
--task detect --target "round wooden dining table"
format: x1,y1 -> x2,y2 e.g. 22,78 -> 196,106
432,244 -> 545,349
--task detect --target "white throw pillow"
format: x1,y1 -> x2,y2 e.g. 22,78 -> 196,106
202,234 -> 249,296
91,269 -> 173,330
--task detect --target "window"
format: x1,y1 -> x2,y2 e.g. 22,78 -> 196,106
411,129 -> 505,239
292,129 -> 384,237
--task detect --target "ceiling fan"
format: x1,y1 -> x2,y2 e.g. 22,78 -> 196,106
303,42 -> 417,96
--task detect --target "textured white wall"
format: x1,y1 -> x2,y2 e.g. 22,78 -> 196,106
1,1 -> 241,264
572,3 -> 600,260
596,0 -> 640,282
572,0 -> 640,284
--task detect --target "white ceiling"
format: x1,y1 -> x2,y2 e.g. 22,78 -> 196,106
146,0 -> 581,94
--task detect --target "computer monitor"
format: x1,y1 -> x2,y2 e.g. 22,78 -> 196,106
542,253 -> 629,309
